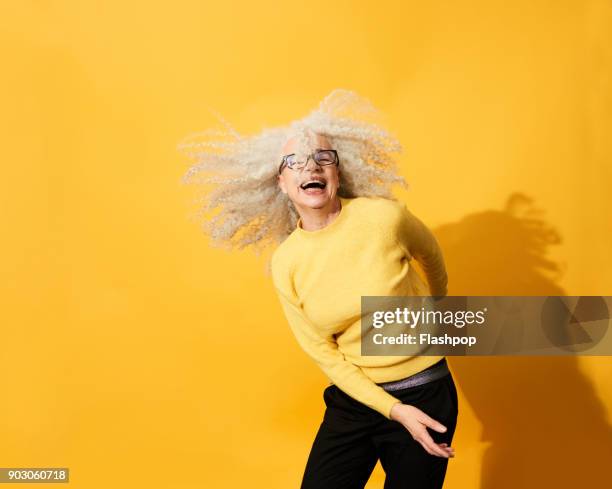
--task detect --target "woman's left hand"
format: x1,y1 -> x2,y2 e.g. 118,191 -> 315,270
389,402 -> 455,458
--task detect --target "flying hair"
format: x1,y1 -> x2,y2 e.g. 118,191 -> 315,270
178,89 -> 409,262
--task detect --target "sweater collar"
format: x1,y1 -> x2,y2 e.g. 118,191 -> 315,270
295,197 -> 350,238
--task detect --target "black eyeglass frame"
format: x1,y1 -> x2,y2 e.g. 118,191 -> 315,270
278,148 -> 340,175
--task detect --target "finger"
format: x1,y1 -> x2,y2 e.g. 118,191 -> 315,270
425,433 -> 449,457
418,441 -> 435,456
421,433 -> 450,458
411,428 -> 436,455
440,444 -> 455,457
419,413 -> 447,433
439,443 -> 455,453
422,439 -> 449,458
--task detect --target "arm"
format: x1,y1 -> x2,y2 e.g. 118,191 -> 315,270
396,203 -> 448,298
272,283 -> 402,420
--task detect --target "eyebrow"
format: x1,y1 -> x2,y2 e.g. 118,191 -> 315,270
285,148 -> 333,155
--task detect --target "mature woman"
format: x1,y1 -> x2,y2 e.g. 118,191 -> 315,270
180,89 -> 459,489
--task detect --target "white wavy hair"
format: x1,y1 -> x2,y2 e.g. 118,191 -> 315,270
178,89 -> 409,258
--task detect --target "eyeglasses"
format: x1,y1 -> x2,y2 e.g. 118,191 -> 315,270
278,149 -> 339,174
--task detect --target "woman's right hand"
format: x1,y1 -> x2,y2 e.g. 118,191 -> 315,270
389,402 -> 455,458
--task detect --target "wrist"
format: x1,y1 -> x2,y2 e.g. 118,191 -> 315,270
389,401 -> 403,420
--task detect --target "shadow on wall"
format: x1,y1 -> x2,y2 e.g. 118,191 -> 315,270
437,192 -> 612,488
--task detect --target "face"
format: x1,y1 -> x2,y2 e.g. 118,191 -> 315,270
277,131 -> 341,210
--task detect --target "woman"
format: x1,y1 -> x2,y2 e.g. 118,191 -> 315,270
180,89 -> 459,489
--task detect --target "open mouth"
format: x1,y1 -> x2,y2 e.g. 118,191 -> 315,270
300,180 -> 327,192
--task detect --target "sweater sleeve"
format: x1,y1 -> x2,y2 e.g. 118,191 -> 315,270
271,265 -> 402,419
396,203 -> 449,298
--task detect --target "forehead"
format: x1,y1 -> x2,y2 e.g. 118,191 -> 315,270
281,132 -> 332,154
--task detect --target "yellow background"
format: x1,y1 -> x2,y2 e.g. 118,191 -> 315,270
1,1 -> 611,487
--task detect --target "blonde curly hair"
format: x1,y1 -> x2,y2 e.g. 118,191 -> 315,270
178,89 -> 409,259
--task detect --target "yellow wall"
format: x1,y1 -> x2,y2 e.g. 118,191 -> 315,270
1,1 -> 611,487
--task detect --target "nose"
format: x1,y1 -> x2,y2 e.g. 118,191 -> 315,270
303,155 -> 322,172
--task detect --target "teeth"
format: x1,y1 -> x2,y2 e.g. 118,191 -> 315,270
301,180 -> 326,188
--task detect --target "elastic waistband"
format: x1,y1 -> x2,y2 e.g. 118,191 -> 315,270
376,358 -> 450,392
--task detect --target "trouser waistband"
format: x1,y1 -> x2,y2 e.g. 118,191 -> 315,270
376,358 -> 450,392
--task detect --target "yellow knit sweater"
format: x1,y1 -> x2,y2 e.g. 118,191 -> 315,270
270,196 -> 448,419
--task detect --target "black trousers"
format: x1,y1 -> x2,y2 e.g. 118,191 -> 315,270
300,366 -> 459,489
